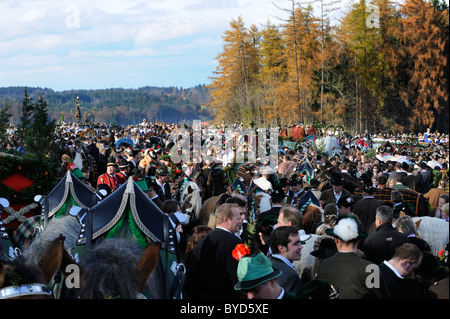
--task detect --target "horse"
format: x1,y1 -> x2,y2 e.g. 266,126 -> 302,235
0,235 -> 67,299
180,180 -> 202,225
19,215 -> 82,299
78,238 -> 161,299
198,195 -> 223,226
412,216 -> 449,256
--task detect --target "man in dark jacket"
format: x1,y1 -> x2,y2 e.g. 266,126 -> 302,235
379,243 -> 423,299
353,184 -> 384,234
153,165 -> 172,202
363,205 -> 408,265
184,203 -> 243,299
268,226 -> 304,294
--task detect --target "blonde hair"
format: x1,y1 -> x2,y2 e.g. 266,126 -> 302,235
214,203 -> 238,225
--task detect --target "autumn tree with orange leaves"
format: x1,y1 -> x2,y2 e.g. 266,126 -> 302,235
208,0 -> 449,134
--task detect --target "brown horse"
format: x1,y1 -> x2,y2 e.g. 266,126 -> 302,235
198,194 -> 223,226
0,235 -> 67,299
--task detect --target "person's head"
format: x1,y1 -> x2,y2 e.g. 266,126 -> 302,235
106,158 -> 117,174
185,225 -> 212,257
325,215 -> 367,251
387,178 -> 396,188
375,205 -> 394,227
225,195 -> 248,223
276,205 -> 302,228
270,186 -> 285,204
234,253 -> 282,299
336,196 -> 354,215
390,243 -> 423,277
442,203 -> 449,219
269,226 -> 303,262
331,175 -> 344,194
214,203 -> 242,234
289,175 -> 302,193
395,215 -> 417,236
378,174 -> 388,187
155,165 -> 169,183
438,179 -> 447,189
118,159 -> 131,174
438,194 -> 449,210
161,199 -> 180,215
391,190 -> 403,204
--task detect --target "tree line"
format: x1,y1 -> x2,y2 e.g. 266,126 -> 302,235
207,0 -> 449,134
0,85 -> 213,126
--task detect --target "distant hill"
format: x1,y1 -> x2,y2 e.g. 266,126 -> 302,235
0,85 -> 214,126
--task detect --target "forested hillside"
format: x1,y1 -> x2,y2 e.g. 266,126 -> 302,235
0,85 -> 212,126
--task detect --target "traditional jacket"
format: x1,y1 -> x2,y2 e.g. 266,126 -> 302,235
97,173 -> 119,192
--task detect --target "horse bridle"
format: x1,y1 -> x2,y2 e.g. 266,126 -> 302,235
0,283 -> 52,299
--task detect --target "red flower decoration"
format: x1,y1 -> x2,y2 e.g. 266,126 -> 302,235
67,163 -> 75,171
232,244 -> 251,261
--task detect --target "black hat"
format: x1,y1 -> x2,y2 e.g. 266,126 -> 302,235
155,165 -> 169,176
337,195 -> 355,208
310,238 -> 337,259
256,214 -> 278,237
279,177 -> 288,187
271,186 -> 285,200
330,174 -> 344,186
289,174 -> 302,185
118,159 -> 131,169
107,157 -> 118,167
309,178 -> 320,188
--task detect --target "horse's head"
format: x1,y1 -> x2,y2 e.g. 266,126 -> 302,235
78,238 -> 160,299
180,182 -> 201,222
0,235 -> 67,299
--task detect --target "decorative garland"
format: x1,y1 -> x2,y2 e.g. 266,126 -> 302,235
2,203 -> 38,224
105,203 -> 148,249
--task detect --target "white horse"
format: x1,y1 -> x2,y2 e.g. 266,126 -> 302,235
180,180 -> 202,224
412,216 -> 449,256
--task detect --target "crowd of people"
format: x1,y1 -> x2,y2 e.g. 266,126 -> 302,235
1,119 -> 449,300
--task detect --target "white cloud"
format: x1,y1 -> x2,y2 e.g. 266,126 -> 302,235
0,0 -> 345,90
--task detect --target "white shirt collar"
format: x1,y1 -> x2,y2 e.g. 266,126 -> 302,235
277,288 -> 286,299
271,254 -> 294,268
383,260 -> 404,279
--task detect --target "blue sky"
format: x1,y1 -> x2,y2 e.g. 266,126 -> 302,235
0,0 -> 353,91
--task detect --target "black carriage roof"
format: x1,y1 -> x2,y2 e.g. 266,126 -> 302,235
46,171 -> 98,218
80,177 -> 169,248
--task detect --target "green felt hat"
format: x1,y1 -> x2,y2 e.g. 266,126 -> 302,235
234,253 -> 282,291
71,168 -> 86,180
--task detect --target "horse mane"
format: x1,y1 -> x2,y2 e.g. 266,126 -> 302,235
80,238 -> 148,299
181,181 -> 202,220
21,215 -> 81,265
412,216 -> 449,256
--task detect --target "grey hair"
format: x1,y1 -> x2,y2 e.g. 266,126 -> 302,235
22,215 -> 82,265
395,215 -> 416,236
376,205 -> 393,224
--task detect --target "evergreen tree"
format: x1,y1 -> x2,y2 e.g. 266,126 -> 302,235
0,102 -> 12,144
23,95 -> 58,161
17,87 -> 34,143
